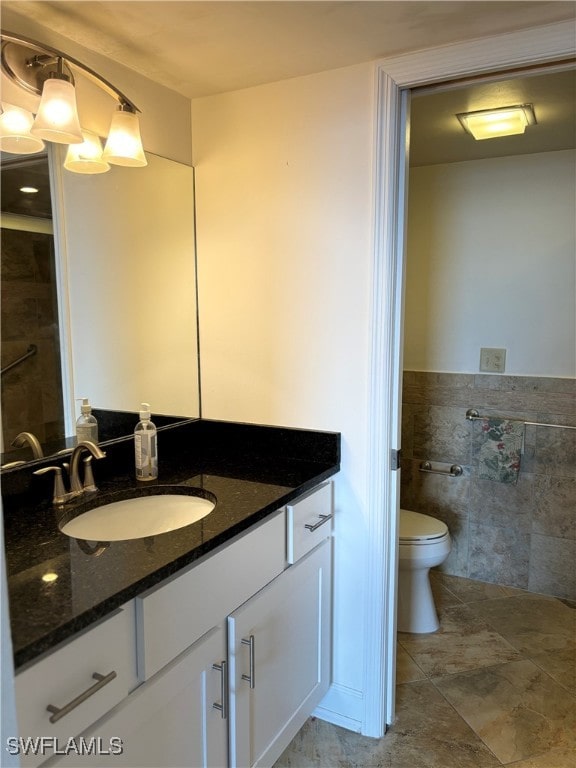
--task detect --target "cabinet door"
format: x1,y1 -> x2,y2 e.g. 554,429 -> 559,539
51,625 -> 228,768
228,540 -> 332,768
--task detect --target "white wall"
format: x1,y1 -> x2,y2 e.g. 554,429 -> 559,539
404,150 -> 576,376
192,63 -> 376,729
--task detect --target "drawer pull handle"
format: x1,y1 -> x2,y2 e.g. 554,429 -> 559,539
46,671 -> 117,723
241,635 -> 255,689
304,513 -> 333,532
212,660 -> 228,719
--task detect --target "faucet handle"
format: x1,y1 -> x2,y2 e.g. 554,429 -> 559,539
33,466 -> 68,505
82,456 -> 98,494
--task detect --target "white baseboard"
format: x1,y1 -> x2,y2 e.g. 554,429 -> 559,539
312,683 -> 364,734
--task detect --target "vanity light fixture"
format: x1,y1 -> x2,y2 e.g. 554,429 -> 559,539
0,30 -> 147,171
64,130 -> 110,174
456,104 -> 537,140
102,105 -> 147,167
19,185 -> 39,193
0,102 -> 46,154
30,57 -> 83,144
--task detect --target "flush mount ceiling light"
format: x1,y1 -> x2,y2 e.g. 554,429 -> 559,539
0,30 -> 147,172
456,104 -> 537,140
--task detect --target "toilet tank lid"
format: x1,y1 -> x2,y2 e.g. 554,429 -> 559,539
400,509 -> 448,540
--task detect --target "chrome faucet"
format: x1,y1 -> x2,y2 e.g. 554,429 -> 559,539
11,431 -> 44,459
34,441 -> 106,506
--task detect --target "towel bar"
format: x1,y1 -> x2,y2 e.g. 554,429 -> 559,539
419,461 -> 463,477
466,408 -> 576,431
1,344 -> 37,376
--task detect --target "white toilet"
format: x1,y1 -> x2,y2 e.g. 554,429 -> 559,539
397,509 -> 451,633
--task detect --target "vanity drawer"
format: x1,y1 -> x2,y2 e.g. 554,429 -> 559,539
136,510 -> 286,680
287,481 -> 333,563
15,603 -> 137,768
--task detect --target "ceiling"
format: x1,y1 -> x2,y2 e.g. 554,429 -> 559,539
3,1 -> 575,99
1,1 -> 574,174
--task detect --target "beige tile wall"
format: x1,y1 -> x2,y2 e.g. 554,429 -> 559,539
400,372 -> 576,600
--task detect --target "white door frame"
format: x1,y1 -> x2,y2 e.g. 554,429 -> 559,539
364,20 -> 575,737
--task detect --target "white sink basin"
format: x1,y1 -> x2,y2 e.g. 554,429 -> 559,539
61,493 -> 215,541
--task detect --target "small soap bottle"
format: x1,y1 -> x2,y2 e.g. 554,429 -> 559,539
134,403 -> 158,481
76,398 -> 98,443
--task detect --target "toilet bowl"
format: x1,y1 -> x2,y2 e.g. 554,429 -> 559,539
397,509 -> 451,633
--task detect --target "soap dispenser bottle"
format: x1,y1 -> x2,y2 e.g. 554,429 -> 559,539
76,398 -> 98,443
134,403 -> 158,481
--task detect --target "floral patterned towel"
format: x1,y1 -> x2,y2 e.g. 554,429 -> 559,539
477,418 -> 525,484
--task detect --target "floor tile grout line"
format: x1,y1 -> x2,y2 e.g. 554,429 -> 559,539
525,653 -> 576,699
405,675 -> 506,767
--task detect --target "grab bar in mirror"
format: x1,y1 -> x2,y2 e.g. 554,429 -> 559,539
1,344 -> 37,376
466,408 -> 576,431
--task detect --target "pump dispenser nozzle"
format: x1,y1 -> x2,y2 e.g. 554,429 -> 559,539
77,397 -> 91,415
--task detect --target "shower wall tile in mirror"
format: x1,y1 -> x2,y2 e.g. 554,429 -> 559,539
400,371 -> 576,602
1,227 -> 65,451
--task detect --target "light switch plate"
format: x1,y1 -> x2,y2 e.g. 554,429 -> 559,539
480,347 -> 506,373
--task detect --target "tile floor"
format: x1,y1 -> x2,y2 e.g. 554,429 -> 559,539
275,573 -> 576,768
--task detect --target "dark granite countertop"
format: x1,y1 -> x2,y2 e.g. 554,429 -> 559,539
2,419 -> 340,670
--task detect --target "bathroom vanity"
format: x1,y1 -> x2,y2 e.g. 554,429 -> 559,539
2,419 -> 340,768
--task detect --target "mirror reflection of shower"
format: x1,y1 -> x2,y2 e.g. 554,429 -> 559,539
0,152 -> 65,460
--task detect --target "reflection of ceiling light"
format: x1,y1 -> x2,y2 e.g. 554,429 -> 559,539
457,104 -> 537,140
42,572 -> 58,583
1,31 -> 147,172
20,186 -> 39,193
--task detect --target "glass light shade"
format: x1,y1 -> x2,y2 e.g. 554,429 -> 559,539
103,108 -> 147,167
64,130 -> 110,174
457,105 -> 536,141
31,77 -> 83,144
0,104 -> 45,154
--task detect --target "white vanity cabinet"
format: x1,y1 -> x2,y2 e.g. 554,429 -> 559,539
14,604 -> 138,768
14,480 -> 334,768
228,539 -> 331,768
52,624 -> 228,768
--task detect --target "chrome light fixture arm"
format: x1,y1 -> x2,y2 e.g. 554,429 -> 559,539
1,29 -> 140,113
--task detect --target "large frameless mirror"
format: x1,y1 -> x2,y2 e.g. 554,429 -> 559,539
1,149 -> 200,467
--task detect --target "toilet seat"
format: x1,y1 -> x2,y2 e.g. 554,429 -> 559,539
399,509 -> 448,542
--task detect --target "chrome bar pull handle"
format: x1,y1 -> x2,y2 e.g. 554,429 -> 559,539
304,513 -> 333,532
46,671 -> 117,723
212,660 -> 228,719
241,635 -> 255,689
